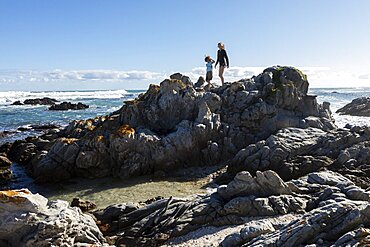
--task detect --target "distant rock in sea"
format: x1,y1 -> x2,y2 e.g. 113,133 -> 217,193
24,97 -> 58,105
11,100 -> 23,105
336,97 -> 370,116
11,97 -> 58,106
48,102 -> 89,111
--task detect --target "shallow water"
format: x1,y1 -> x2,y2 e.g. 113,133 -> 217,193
45,177 -> 209,208
3,163 -> 209,208
0,89 -> 142,144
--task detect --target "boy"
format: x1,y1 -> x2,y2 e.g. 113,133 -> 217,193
205,56 -> 215,88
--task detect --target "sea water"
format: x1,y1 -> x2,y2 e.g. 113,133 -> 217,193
1,87 -> 370,206
309,87 -> 370,127
0,89 -> 142,144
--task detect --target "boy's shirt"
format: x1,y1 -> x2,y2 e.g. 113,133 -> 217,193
206,61 -> 213,72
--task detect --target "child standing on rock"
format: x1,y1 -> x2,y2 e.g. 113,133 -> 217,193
205,55 -> 215,88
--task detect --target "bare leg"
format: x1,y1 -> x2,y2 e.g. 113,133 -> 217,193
219,66 -> 225,85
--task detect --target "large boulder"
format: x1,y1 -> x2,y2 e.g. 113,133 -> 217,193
0,189 -> 108,246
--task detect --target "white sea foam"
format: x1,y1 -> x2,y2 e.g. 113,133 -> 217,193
333,113 -> 370,128
0,89 -> 129,105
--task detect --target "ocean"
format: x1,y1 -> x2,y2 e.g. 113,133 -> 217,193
1,87 -> 370,145
0,89 -> 143,144
309,87 -> 370,127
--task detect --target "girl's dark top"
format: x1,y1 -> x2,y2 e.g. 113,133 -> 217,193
216,49 -> 229,67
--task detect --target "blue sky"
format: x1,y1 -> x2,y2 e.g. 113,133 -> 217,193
0,0 -> 370,90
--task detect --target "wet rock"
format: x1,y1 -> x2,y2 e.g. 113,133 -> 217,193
49,101 -> 89,111
7,141 -> 37,165
30,124 -> 60,130
0,155 -> 12,167
0,167 -> 12,183
0,142 -> 11,154
0,189 -> 108,246
23,97 -> 58,105
70,197 -> 97,212
17,126 -> 31,131
336,97 -> 370,116
11,100 -> 23,105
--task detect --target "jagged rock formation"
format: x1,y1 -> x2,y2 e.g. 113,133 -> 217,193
336,97 -> 370,116
227,125 -> 370,187
0,189 -> 109,246
1,66 -> 335,182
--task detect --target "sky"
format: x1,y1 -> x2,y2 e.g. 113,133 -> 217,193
0,0 -> 370,91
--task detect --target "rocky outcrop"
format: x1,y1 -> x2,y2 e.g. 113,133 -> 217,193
336,97 -> 370,116
49,101 -> 89,111
0,189 -> 109,246
4,66 -> 335,182
11,100 -> 23,105
17,97 -> 58,105
226,125 -> 370,187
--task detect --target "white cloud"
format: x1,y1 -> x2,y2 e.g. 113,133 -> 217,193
186,66 -> 370,88
0,66 -> 369,89
359,74 -> 370,80
0,69 -> 163,83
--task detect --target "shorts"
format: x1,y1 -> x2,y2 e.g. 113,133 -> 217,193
206,71 -> 213,81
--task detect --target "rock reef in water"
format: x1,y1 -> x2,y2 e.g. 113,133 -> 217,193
49,101 -> 89,111
2,66 -> 334,182
11,97 -> 58,105
1,65 -> 370,246
336,97 -> 370,116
